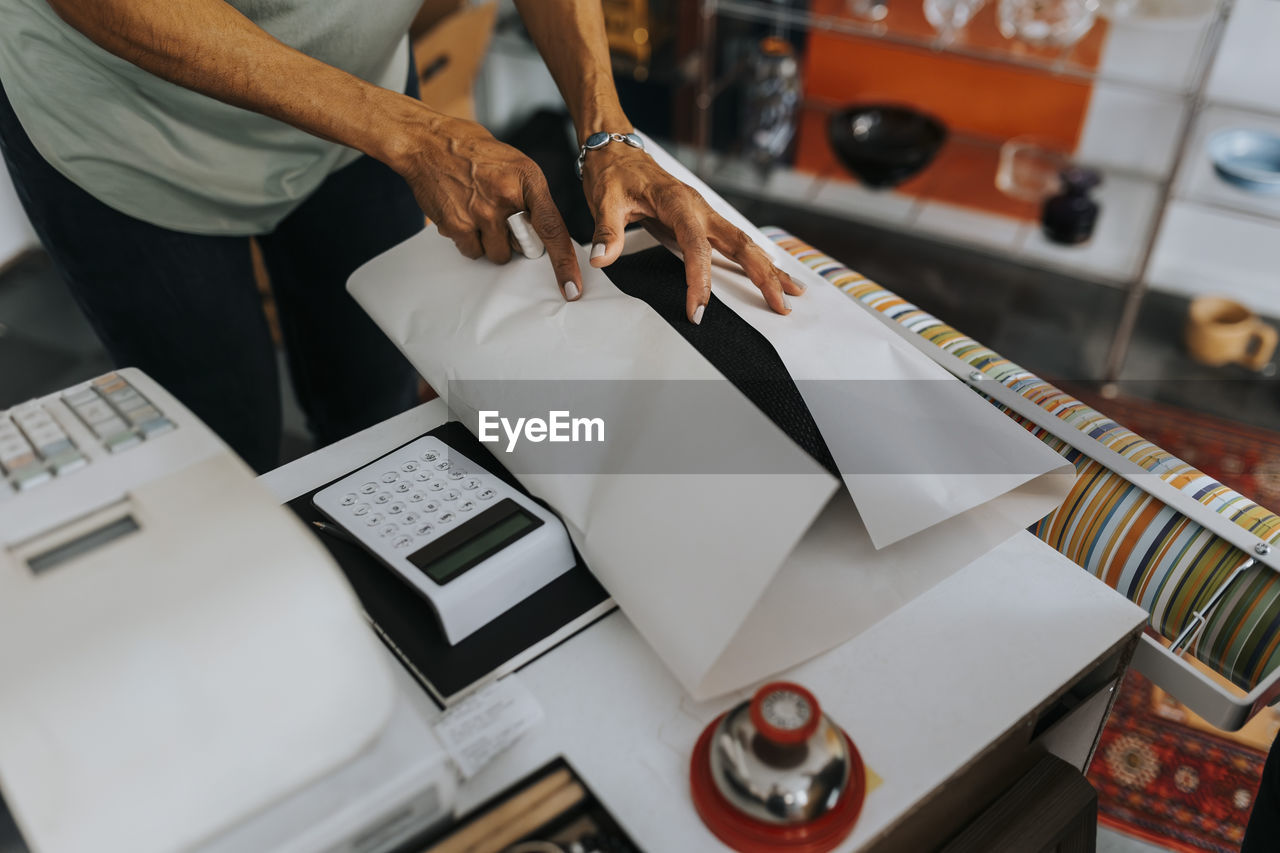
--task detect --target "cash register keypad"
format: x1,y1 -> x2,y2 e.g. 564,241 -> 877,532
319,436 -> 502,552
0,372 -> 176,492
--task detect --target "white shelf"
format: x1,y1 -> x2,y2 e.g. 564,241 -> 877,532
1148,200 -> 1280,316
1177,104 -> 1280,224
1205,0 -> 1280,115
677,144 -> 1160,284
709,0 -> 1220,98
1020,171 -> 1162,280
1074,83 -> 1189,179
913,201 -> 1031,253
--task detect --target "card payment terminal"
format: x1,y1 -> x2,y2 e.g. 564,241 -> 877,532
312,434 -> 576,644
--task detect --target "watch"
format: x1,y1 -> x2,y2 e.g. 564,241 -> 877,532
576,131 -> 645,180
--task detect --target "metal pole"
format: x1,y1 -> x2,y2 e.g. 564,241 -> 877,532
695,0 -> 717,175
1101,0 -> 1234,391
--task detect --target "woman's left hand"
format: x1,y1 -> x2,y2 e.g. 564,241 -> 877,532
581,143 -> 805,325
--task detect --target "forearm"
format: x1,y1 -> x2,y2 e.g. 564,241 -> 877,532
513,0 -> 631,143
44,0 -> 437,173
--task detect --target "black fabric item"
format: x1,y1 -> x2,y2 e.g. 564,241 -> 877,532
604,247 -> 840,476
1243,733 -> 1280,852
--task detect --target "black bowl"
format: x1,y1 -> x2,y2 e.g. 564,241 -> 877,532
827,105 -> 947,189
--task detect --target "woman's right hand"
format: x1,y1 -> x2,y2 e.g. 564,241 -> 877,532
388,113 -> 584,301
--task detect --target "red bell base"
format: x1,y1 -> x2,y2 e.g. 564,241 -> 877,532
689,712 -> 867,853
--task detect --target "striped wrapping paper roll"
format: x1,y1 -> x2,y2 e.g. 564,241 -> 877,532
764,227 -> 1280,692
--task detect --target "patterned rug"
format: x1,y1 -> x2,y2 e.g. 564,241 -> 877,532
1071,389 -> 1280,852
1089,670 -> 1266,852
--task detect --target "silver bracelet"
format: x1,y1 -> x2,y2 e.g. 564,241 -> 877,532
575,131 -> 645,180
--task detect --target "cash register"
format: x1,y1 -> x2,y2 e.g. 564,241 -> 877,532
0,369 -> 456,853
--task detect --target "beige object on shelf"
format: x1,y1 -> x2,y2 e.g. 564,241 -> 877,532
1185,295 -> 1278,370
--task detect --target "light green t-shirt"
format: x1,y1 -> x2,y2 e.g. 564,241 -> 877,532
0,0 -> 424,235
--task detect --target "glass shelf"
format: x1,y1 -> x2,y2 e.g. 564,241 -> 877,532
708,0 -> 1223,99
673,131 -> 1163,285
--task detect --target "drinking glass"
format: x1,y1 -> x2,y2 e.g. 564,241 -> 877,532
997,0 -> 1099,46
924,0 -> 987,36
995,137 -> 1069,202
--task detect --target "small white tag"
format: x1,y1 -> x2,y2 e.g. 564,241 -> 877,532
434,675 -> 545,780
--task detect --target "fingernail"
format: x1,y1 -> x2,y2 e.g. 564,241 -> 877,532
591,243 -> 606,260
795,280 -> 807,292
783,294 -> 792,311
564,281 -> 580,301
692,304 -> 705,325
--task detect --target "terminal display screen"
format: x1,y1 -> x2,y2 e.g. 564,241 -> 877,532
409,499 -> 542,585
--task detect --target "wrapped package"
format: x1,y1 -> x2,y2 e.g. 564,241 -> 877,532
347,137 -> 1073,699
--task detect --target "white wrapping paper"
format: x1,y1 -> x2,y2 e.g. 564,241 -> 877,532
347,138 -> 1074,700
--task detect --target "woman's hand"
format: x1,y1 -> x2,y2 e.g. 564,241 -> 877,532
391,113 -> 584,301
581,143 -> 805,324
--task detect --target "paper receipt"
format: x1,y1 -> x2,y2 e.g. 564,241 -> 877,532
434,675 -> 545,780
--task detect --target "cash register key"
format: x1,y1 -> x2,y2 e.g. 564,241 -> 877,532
437,512 -> 455,525
447,469 -> 465,480
340,493 -> 358,507
94,416 -> 128,438
393,536 -> 413,549
458,500 -> 476,513
380,472 -> 398,484
62,387 -> 98,408
409,491 -> 426,503
414,470 -> 431,482
92,373 -> 126,394
462,478 -> 481,490
47,448 -> 87,476
394,481 -> 411,493
433,460 -> 451,471
478,489 -> 496,501
400,461 -> 418,472
387,502 -> 405,515
0,421 -> 26,447
420,450 -> 439,462
353,503 -> 371,516
374,492 -> 391,505
124,404 -> 161,426
136,417 -> 176,439
421,501 -> 440,513
442,490 -> 460,502
365,513 -> 384,527
35,437 -> 74,459
0,445 -> 36,475
92,414 -> 127,437
75,399 -> 117,427
107,388 -> 147,411
427,481 -> 445,492
359,482 -> 377,495
414,523 -> 434,537
10,464 -> 52,491
401,512 -> 420,525
379,524 -> 399,538
104,430 -> 142,453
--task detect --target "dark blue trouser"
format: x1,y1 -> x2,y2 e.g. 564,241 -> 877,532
0,69 -> 422,473
1244,733 -> 1280,851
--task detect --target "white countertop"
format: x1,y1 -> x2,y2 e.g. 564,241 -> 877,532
262,401 -> 1147,851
